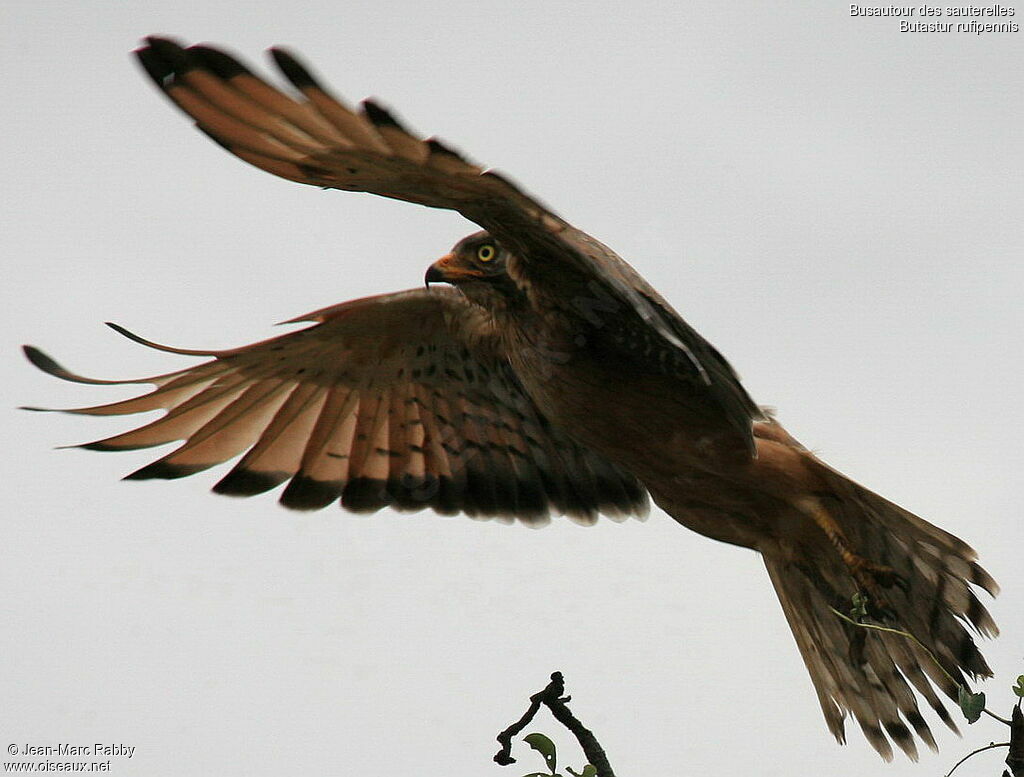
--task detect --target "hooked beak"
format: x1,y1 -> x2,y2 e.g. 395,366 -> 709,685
424,264 -> 446,286
424,253 -> 485,287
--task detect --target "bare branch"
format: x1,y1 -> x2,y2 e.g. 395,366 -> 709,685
1007,706 -> 1024,777
944,742 -> 1009,777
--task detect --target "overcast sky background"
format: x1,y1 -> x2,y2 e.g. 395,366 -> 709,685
2,2 -> 1021,775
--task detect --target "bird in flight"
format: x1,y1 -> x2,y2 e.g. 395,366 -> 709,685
24,36 -> 997,760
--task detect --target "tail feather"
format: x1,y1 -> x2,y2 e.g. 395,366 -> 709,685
765,464 -> 995,760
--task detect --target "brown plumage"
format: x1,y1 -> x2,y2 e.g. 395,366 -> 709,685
24,36 -> 997,760
24,290 -> 645,524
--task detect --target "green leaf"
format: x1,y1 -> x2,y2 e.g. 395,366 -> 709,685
1013,675 -> 1024,698
519,773 -> 554,777
850,592 -> 869,620
566,766 -> 598,777
958,686 -> 986,723
523,733 -> 557,774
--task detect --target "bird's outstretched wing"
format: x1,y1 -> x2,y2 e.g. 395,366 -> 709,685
134,36 -> 762,451
25,288 -> 647,524
135,36 -> 565,237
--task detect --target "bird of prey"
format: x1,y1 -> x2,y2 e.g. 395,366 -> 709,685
24,36 -> 997,760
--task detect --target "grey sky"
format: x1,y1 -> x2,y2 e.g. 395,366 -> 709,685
2,2 -> 1021,775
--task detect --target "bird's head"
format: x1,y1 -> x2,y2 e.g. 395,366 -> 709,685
425,231 -> 521,309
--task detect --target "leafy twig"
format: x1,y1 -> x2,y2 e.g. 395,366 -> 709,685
494,672 -> 615,777
828,606 -> 1012,725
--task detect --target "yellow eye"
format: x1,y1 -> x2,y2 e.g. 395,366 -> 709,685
476,244 -> 496,262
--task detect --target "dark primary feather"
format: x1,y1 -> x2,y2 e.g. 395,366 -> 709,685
25,288 -> 648,526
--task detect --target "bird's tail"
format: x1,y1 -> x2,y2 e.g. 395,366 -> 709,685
763,462 -> 998,760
